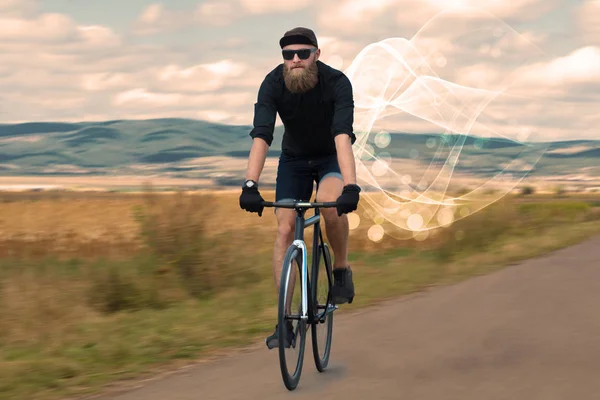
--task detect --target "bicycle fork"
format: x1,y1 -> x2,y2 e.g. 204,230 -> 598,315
292,239 -> 309,322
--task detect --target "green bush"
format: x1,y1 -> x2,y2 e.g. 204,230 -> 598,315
87,260 -> 171,314
433,200 -> 516,261
84,186 -> 266,315
88,265 -> 142,313
520,185 -> 535,195
432,199 -> 595,262
133,187 -> 217,299
518,201 -> 590,225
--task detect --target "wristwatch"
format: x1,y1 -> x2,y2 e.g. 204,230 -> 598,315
243,179 -> 257,189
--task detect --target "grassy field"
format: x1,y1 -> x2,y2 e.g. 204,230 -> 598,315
0,188 -> 599,400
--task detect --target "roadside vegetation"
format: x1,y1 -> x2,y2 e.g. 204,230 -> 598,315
0,188 -> 599,400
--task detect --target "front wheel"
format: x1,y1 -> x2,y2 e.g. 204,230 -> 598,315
311,242 -> 334,372
278,243 -> 307,390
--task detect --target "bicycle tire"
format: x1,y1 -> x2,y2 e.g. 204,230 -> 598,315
278,243 -> 307,391
311,241 -> 334,372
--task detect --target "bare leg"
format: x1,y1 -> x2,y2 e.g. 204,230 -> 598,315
315,176 -> 349,269
273,208 -> 296,312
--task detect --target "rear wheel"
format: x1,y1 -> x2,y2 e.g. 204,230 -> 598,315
311,241 -> 334,372
278,244 -> 307,390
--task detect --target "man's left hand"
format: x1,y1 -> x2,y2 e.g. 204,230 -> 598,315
336,184 -> 361,216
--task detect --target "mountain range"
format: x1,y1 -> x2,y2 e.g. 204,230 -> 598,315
0,118 -> 598,186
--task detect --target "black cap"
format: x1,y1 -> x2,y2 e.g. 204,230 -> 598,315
279,27 -> 318,49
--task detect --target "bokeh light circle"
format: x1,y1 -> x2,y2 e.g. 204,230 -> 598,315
437,207 -> 455,227
348,213 -> 360,230
368,225 -> 385,242
372,159 -> 389,176
375,131 -> 391,148
407,214 -> 424,231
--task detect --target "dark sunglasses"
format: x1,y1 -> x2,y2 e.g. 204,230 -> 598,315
282,48 -> 317,60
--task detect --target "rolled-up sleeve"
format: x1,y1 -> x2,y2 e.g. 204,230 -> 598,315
331,74 -> 355,144
249,77 -> 278,146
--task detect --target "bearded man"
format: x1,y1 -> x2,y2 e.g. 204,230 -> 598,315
239,27 -> 361,349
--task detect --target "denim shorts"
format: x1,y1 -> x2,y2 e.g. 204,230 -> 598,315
275,152 -> 343,202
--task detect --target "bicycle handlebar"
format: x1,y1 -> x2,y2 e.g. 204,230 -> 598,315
261,200 -> 338,209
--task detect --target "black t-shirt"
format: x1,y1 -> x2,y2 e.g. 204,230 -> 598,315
249,60 -> 355,158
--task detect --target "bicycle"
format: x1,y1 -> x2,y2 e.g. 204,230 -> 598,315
261,199 -> 339,391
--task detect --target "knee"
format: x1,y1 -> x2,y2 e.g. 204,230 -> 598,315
321,207 -> 342,222
316,189 -> 338,204
317,192 -> 343,222
278,223 -> 294,238
276,217 -> 295,242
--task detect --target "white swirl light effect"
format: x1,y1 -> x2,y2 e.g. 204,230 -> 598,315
339,6 -> 553,242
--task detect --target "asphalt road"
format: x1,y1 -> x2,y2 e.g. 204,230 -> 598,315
96,235 -> 600,400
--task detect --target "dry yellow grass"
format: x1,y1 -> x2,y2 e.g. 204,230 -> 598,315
0,188 -> 598,400
0,189 -> 385,260
0,194 -> 141,259
0,187 -> 596,258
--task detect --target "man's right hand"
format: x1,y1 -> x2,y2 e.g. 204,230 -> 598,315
239,181 -> 265,216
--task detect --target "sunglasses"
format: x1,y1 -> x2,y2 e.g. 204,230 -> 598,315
282,48 -> 317,60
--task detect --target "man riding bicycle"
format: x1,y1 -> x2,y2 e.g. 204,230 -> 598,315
239,27 -> 361,350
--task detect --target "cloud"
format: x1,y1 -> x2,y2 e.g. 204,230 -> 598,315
0,6 -> 206,123
194,0 -> 315,26
0,4 -> 260,125
317,36 -> 366,70
509,46 -> 600,97
194,1 -> 239,26
138,3 -> 162,24
155,60 -> 249,93
113,88 -> 183,107
342,29 -> 599,143
315,0 -> 559,39
1,69 -> 80,91
77,25 -> 122,48
135,0 -> 318,32
80,73 -> 135,92
578,0 -> 600,45
0,13 -> 76,42
236,0 -> 312,14
366,86 -> 599,142
425,0 -> 559,20
0,9 -> 125,97
0,0 -> 37,17
111,88 -> 255,124
133,2 -> 242,33
316,0 -> 400,37
0,12 -> 121,51
133,3 -> 191,35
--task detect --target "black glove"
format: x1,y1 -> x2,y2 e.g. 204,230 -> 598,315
336,184 -> 361,216
239,183 -> 265,216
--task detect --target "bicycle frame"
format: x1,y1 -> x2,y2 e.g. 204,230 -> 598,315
262,200 -> 336,323
293,205 -> 321,322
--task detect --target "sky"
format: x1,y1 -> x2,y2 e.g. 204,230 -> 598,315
0,0 -> 599,141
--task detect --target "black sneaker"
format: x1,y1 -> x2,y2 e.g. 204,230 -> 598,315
265,321 -> 295,350
332,267 -> 355,304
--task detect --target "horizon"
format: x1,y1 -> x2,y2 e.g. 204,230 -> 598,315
1,117 -> 598,145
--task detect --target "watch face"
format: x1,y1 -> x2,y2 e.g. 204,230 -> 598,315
245,180 -> 255,187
